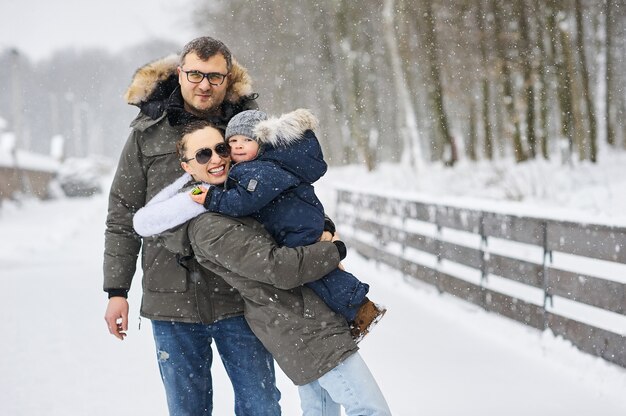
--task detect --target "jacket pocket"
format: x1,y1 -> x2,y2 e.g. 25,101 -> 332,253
142,243 -> 189,292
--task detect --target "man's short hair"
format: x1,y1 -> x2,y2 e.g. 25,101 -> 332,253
180,37 -> 232,71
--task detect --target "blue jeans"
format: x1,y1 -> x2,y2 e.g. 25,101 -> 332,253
305,268 -> 369,322
152,316 -> 281,416
298,352 -> 391,416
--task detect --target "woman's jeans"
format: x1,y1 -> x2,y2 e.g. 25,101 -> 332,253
298,352 -> 392,416
152,316 -> 281,416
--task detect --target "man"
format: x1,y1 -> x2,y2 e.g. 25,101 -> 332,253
103,37 -> 279,415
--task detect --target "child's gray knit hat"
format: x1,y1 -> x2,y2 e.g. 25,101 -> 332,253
225,110 -> 268,141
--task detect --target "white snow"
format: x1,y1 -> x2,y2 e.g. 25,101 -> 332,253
2,153 -> 626,414
321,150 -> 626,226
0,133 -> 60,171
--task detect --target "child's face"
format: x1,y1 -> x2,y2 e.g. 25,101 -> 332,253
228,135 -> 260,163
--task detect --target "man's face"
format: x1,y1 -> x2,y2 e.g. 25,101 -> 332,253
178,52 -> 229,117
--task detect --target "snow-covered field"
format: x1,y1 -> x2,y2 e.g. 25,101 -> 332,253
2,153 -> 626,415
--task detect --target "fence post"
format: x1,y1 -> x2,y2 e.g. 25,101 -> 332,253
479,211 -> 488,287
435,205 -> 443,265
541,220 -> 552,330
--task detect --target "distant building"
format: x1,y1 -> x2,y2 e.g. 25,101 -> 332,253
0,132 -> 60,200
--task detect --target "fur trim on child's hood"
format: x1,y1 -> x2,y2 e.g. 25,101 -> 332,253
253,108 -> 319,147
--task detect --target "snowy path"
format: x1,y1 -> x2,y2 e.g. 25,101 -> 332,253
1,193 -> 625,416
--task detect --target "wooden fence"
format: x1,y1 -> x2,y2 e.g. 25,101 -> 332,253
335,189 -> 626,368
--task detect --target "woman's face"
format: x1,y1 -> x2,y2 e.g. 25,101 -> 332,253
180,126 -> 231,185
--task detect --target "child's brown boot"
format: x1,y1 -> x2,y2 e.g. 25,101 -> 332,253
350,298 -> 387,343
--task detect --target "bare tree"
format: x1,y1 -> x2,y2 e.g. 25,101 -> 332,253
492,0 -> 525,162
605,0 -> 616,146
559,16 -> 586,162
423,0 -> 458,166
575,0 -> 598,162
534,0 -> 551,159
383,0 -> 424,169
476,0 -> 494,160
516,0 -> 537,159
547,1 -> 575,160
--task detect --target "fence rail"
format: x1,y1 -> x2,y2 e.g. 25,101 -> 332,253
335,189 -> 626,368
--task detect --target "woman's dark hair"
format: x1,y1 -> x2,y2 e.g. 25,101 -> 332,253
176,120 -> 225,160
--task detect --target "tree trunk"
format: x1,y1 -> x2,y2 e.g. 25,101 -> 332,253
468,98 -> 478,161
383,0 -> 424,170
424,0 -> 457,166
547,2 -> 574,160
398,0 -> 427,153
560,24 -> 586,162
492,0 -> 526,162
517,0 -> 537,159
621,95 -> 626,149
605,0 -> 616,146
534,0 -> 550,159
476,0 -> 493,160
316,23 -> 351,165
335,3 -> 376,170
575,0 -> 598,162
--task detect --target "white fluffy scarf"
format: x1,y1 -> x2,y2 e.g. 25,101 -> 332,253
133,173 -> 209,237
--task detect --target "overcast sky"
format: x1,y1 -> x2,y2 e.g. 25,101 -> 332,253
0,0 -> 197,61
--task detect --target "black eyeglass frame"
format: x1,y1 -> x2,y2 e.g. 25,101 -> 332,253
180,68 -> 229,86
182,143 -> 231,164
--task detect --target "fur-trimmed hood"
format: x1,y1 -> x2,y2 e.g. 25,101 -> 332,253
124,54 -> 255,107
253,108 -> 319,147
250,109 -> 326,184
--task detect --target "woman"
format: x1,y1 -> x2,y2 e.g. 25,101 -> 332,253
134,121 -> 392,415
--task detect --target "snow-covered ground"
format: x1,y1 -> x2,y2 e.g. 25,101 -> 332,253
2,153 -> 626,415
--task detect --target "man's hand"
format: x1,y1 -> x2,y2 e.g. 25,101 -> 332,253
329,232 -> 346,271
104,297 -> 129,340
318,230 -> 334,242
319,229 -> 345,270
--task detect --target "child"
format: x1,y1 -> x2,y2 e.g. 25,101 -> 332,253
192,109 -> 386,340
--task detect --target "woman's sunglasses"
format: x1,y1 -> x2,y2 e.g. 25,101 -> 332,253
183,143 -> 230,164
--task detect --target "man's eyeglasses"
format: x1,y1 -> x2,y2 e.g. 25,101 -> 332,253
180,68 -> 228,86
183,143 -> 231,164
